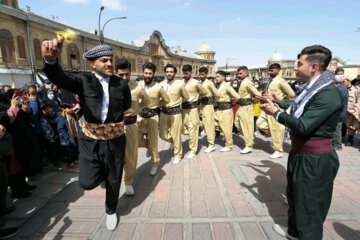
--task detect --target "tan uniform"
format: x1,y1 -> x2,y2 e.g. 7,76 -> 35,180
159,79 -> 189,158
124,81 -> 150,185
234,77 -> 260,148
256,75 -> 295,153
200,79 -> 220,148
182,78 -> 209,154
138,81 -> 170,167
344,85 -> 360,135
215,81 -> 240,148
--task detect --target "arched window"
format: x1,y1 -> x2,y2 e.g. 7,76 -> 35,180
0,29 -> 16,63
67,43 -> 80,70
33,39 -> 42,61
17,36 -> 26,59
131,58 -> 136,72
138,58 -> 143,72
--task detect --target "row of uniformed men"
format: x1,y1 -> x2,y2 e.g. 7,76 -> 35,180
114,59 -> 295,195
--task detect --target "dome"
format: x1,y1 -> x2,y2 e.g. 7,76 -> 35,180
196,42 -> 213,52
269,50 -> 283,62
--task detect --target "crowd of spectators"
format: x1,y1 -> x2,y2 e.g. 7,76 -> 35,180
0,80 -> 80,238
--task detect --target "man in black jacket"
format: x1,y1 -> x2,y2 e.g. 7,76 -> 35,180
41,38 -> 131,231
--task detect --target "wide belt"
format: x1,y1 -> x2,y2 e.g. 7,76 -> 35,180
182,101 -> 198,109
139,108 -> 158,118
200,96 -> 214,105
162,105 -> 182,115
217,102 -> 232,110
291,137 -> 333,154
124,116 -> 137,125
239,98 -> 253,106
82,120 -> 124,140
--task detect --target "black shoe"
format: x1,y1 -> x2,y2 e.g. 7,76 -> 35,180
0,227 -> 19,239
11,189 -> 32,199
23,183 -> 36,191
0,206 -> 16,216
345,141 -> 353,147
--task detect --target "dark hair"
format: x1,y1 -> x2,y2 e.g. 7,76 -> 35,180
335,68 -> 344,74
237,66 -> 248,72
297,45 -> 332,72
164,63 -> 177,73
199,67 -> 208,74
216,70 -> 227,77
182,64 -> 192,72
115,58 -> 131,72
27,85 -> 36,92
142,62 -> 156,73
269,63 -> 281,70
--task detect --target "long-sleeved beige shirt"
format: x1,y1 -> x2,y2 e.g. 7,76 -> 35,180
238,77 -> 260,99
266,75 -> 295,100
124,81 -> 150,117
141,81 -> 170,109
217,81 -> 240,104
160,79 -> 189,108
184,78 -> 209,102
200,79 -> 220,99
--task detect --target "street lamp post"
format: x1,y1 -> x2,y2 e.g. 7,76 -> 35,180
100,17 -> 127,44
98,6 -> 104,41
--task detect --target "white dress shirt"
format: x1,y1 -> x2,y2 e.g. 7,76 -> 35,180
94,73 -> 110,123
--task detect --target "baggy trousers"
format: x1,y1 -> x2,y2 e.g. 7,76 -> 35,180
215,108 -> 233,148
138,115 -> 160,167
256,111 -> 285,153
234,105 -> 255,148
182,108 -> 200,154
287,150 -> 339,239
124,123 -> 138,185
200,104 -> 215,148
159,112 -> 183,158
78,133 -> 126,214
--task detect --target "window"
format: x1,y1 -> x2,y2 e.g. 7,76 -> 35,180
131,58 -> 136,72
0,29 -> 16,63
17,36 -> 26,59
138,58 -> 143,72
33,39 -> 42,61
67,43 -> 80,70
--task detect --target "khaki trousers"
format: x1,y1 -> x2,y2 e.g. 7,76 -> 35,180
215,108 -> 233,148
138,115 -> 160,167
201,104 -> 215,148
182,108 -> 200,154
159,112 -> 183,158
234,105 -> 254,148
124,123 -> 138,185
256,111 -> 285,153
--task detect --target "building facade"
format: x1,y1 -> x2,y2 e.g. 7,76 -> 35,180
218,50 -> 360,83
0,1 -> 216,87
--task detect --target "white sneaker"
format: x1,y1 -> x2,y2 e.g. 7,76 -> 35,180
269,151 -> 283,159
173,157 -> 182,164
272,224 -> 299,240
150,166 -> 158,176
146,149 -> 151,158
125,185 -> 134,196
220,147 -> 232,152
241,147 -> 252,154
204,146 -> 216,153
106,213 -> 118,231
200,130 -> 206,136
187,153 -> 196,159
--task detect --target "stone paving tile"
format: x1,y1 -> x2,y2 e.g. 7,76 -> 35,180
9,135 -> 360,239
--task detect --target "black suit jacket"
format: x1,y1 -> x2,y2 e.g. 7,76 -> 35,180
43,61 -> 131,124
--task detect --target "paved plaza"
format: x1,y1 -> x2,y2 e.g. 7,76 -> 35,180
2,134 -> 360,240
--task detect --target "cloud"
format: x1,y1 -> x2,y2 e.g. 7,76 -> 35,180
101,0 -> 127,11
184,2 -> 190,6
63,0 -> 89,4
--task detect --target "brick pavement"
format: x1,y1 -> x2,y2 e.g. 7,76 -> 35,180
2,134 -> 360,239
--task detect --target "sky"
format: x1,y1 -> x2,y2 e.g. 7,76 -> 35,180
18,0 -> 360,68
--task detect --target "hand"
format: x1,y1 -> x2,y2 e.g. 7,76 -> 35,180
42,38 -> 63,62
0,125 -> 6,140
260,98 -> 280,116
271,93 -> 280,100
256,94 -> 273,103
10,94 -> 20,109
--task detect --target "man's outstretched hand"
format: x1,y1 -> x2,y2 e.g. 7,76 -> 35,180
42,38 -> 63,62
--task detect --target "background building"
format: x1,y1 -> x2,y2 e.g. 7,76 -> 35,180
218,50 -> 360,83
0,0 -> 216,87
